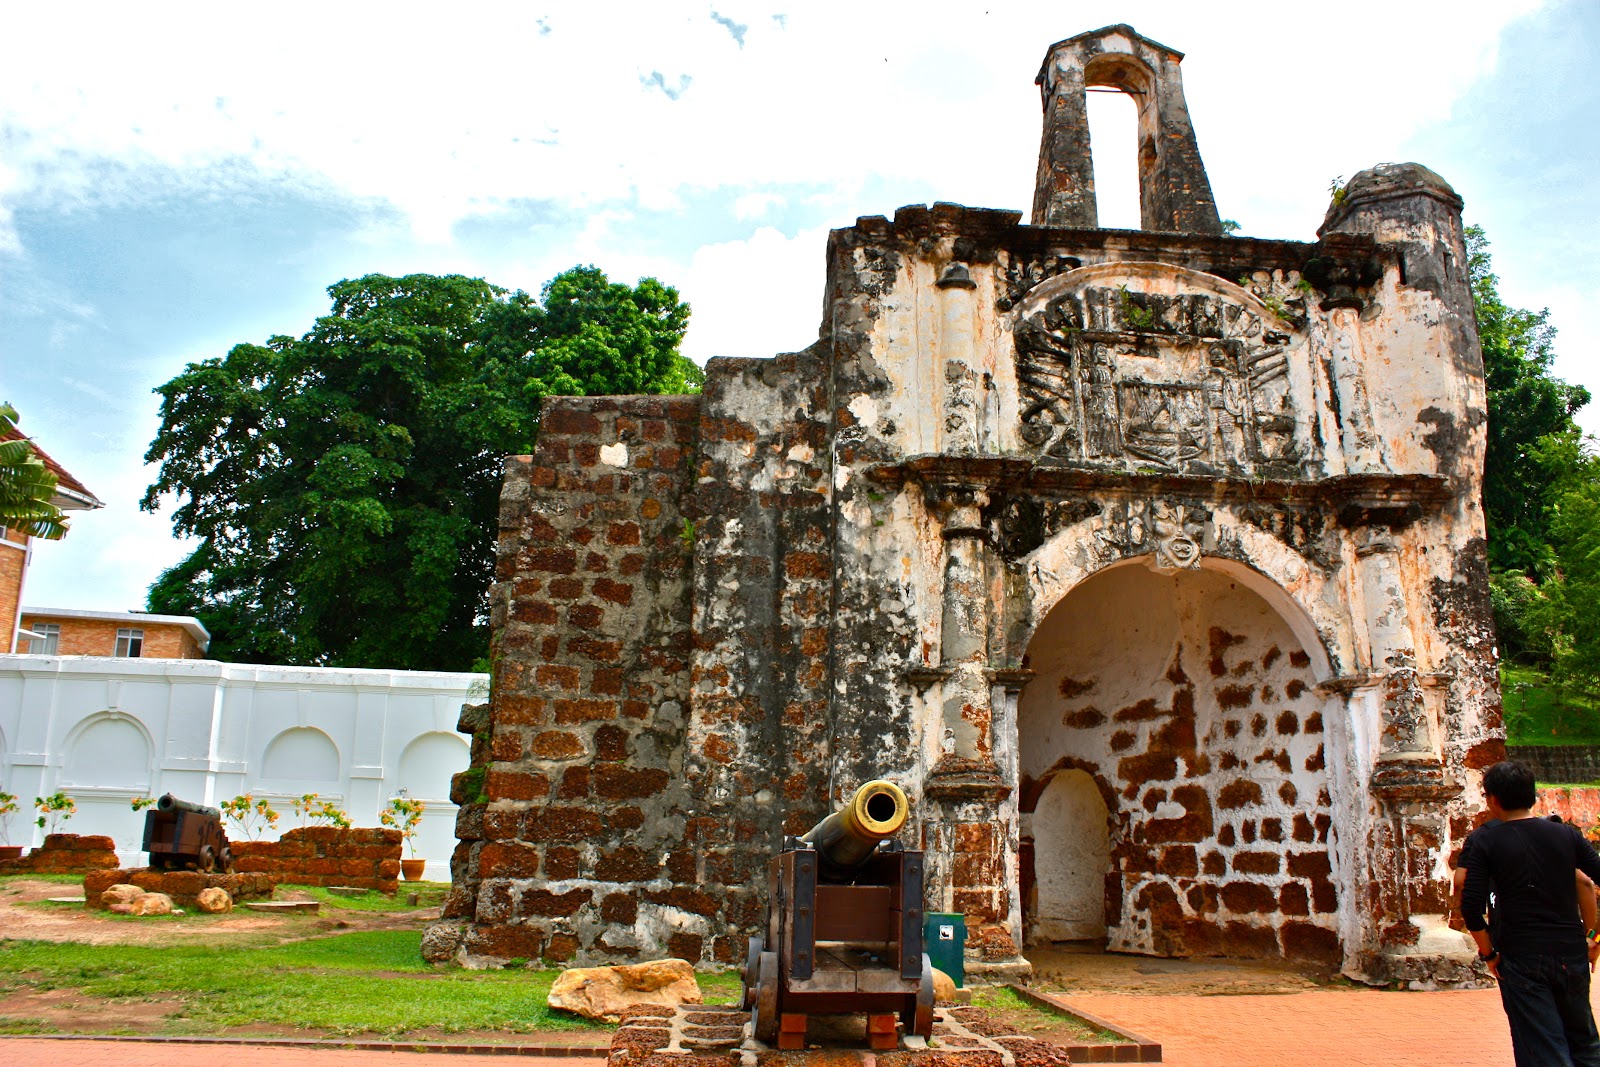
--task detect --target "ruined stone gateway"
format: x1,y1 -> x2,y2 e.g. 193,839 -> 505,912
425,26 -> 1501,986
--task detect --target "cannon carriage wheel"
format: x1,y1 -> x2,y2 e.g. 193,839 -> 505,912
901,954 -> 935,1038
751,950 -> 780,1044
197,846 -> 217,874
220,846 -> 235,874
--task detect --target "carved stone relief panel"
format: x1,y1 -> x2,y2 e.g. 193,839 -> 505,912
1010,264 -> 1316,479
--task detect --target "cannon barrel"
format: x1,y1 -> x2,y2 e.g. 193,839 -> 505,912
156,793 -> 220,818
801,779 -> 908,871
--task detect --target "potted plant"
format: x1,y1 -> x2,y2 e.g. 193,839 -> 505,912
0,791 -> 20,859
380,796 -> 427,880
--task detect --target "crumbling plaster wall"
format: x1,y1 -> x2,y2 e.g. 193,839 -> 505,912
430,166 -> 1499,985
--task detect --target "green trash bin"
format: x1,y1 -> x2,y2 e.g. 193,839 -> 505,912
923,911 -> 967,988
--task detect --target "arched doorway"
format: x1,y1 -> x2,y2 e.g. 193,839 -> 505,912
1018,558 -> 1340,963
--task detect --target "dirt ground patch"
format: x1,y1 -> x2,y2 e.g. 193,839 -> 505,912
0,876 -> 437,947
1025,942 -> 1342,996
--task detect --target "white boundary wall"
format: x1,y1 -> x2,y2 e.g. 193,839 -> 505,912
0,655 -> 480,879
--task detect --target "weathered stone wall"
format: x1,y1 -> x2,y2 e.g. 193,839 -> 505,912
429,396 -> 702,964
431,28 -> 1500,987
84,868 -> 277,909
1509,746 -> 1600,786
231,827 -> 401,892
0,832 -> 119,874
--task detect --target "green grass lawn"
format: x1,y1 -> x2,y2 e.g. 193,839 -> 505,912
1502,664 -> 1600,746
0,930 -> 612,1038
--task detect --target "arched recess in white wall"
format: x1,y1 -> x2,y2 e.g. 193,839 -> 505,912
60,713 -> 153,854
397,732 -> 469,802
62,715 -> 152,789
260,727 -> 341,784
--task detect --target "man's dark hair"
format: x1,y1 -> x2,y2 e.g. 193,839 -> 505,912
1483,760 -> 1537,810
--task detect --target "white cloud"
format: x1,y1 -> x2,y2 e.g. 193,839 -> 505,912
0,1 -> 1550,250
733,191 -> 786,220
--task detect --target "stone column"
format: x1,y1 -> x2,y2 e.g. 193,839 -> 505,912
937,263 -> 980,456
919,482 -> 1028,981
1352,524 -> 1466,981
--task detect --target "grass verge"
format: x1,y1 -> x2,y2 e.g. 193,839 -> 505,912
279,882 -> 452,911
0,930 -> 610,1038
969,986 -> 1129,1043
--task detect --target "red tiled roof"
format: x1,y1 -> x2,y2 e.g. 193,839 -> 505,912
0,427 -> 103,508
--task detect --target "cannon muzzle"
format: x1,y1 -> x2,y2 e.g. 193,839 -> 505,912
802,779 -> 909,871
157,793 -> 220,818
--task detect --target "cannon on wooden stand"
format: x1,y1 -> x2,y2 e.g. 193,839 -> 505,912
142,794 -> 234,873
743,779 -> 934,1050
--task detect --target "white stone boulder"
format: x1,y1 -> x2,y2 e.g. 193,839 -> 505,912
547,959 -> 702,1022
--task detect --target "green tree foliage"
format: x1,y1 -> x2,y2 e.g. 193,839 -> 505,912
143,268 -> 699,670
0,401 -> 70,540
1472,225 -> 1591,575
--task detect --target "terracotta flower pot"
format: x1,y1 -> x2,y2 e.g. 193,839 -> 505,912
401,858 -> 426,881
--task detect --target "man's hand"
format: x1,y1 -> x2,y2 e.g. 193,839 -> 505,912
1486,955 -> 1501,981
1588,940 -> 1599,972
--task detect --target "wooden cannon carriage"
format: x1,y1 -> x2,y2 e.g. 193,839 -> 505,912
142,793 -> 234,873
743,779 -> 934,1049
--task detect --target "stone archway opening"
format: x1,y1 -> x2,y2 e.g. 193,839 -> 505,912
1017,558 -> 1341,964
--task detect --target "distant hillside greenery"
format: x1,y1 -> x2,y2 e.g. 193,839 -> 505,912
1472,225 -> 1600,717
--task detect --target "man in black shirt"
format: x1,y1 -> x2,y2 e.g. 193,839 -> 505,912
1462,760 -> 1600,1066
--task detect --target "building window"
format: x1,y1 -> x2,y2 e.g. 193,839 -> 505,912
114,628 -> 145,658
26,623 -> 60,655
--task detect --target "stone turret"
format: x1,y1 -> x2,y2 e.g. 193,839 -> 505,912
1031,24 -> 1222,234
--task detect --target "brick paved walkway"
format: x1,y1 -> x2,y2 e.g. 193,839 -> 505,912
0,984 -> 1588,1066
1062,988 -> 1516,1066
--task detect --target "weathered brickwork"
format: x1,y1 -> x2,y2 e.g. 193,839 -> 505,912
431,26 -> 1500,987
0,832 -> 119,874
84,868 -> 278,909
1508,746 -> 1600,786
0,529 -> 26,654
231,827 -> 401,892
426,396 -> 702,964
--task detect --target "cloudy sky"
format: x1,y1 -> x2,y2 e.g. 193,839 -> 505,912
4,0 -> 1595,614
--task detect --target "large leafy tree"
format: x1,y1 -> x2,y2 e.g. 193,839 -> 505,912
1472,225 -> 1591,576
0,401 -> 69,540
143,268 -> 698,670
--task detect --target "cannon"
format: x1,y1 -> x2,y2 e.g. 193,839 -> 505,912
142,794 -> 234,873
742,779 -> 933,1049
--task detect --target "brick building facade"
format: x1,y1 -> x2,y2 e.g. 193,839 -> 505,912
1,431 -> 102,654
425,26 -> 1501,987
18,606 -> 209,659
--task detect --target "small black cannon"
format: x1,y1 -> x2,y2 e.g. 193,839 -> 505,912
142,794 -> 234,873
743,779 -> 933,1049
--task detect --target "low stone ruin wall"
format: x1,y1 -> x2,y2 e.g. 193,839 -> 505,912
232,826 -> 402,893
0,833 -> 120,874
1535,786 -> 1600,834
85,869 -> 278,909
1509,745 -> 1600,786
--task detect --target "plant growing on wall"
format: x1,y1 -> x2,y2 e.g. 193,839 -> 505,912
33,793 -> 76,834
308,800 -> 351,829
220,794 -> 280,840
0,791 -> 19,844
379,796 -> 426,857
291,793 -> 320,829
130,796 -> 158,812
